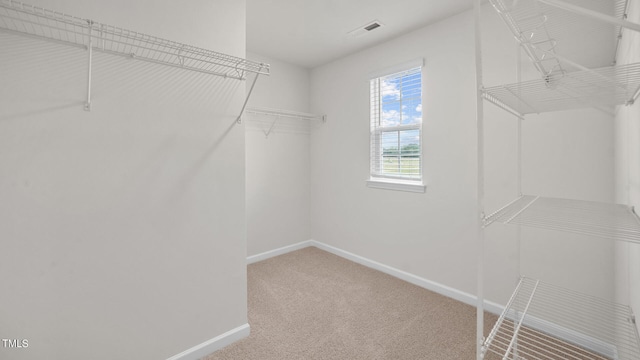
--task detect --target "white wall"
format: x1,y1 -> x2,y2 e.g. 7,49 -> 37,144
310,10 -> 480,297
0,1 -> 248,359
244,53 -> 312,257
615,0 -> 640,332
310,5 -> 615,305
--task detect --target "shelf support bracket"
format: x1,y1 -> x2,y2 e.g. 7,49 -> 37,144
84,20 -> 94,111
528,42 -> 628,91
483,277 -> 526,357
482,91 -> 525,119
502,279 -> 539,359
505,196 -> 539,224
236,64 -> 265,124
535,0 -> 640,33
629,83 -> 640,106
263,115 -> 279,138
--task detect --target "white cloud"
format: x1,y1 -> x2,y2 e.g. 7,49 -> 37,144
382,109 -> 400,126
416,104 -> 422,113
381,79 -> 400,100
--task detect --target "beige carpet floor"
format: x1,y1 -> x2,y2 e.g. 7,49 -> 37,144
204,246 -> 498,359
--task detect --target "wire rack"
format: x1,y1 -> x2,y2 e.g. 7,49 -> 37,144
489,0 -> 627,76
483,62 -> 640,115
478,1 -> 640,360
484,277 -> 640,360
0,0 -> 269,79
484,195 -> 640,243
485,0 -> 640,116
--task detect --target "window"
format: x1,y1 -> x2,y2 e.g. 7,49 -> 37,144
368,62 -> 425,193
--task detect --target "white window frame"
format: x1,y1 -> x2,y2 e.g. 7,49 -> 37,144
367,59 -> 425,193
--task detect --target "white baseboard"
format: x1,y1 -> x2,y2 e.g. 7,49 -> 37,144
166,323 -> 250,360
247,240 -> 313,264
307,240 -> 617,357
308,240 -> 492,309
246,239 -> 503,314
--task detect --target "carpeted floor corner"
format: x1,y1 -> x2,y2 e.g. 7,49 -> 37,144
204,246 -> 497,359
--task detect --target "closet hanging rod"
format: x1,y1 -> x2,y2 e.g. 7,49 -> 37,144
0,0 -> 270,79
245,106 -> 326,122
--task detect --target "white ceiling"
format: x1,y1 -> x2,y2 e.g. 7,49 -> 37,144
246,0 -> 473,69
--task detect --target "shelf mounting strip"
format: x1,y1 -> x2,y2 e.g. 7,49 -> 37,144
0,0 -> 269,116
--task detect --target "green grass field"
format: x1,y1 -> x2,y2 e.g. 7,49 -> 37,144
382,157 -> 420,176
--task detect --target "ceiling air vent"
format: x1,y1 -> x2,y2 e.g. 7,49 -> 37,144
364,22 -> 381,31
348,20 -> 384,38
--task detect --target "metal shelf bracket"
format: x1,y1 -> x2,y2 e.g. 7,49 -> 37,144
84,19 -> 94,111
236,65 -> 266,124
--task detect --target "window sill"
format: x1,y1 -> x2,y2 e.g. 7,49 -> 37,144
366,178 -> 426,193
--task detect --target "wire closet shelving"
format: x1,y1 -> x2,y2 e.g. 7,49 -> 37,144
0,0 -> 269,118
484,0 -> 640,117
475,0 -> 640,359
485,277 -> 640,360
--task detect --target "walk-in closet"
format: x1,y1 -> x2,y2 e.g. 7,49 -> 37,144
1,0 -> 638,359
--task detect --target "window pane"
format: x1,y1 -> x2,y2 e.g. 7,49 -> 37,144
399,129 -> 420,176
381,101 -> 401,127
401,72 -> 421,99
381,131 -> 399,176
381,131 -> 399,156
383,157 -> 400,176
381,77 -> 400,102
402,98 -> 422,125
401,70 -> 421,125
400,130 -> 419,152
399,156 -> 420,176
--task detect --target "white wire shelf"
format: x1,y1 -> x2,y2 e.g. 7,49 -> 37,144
483,277 -> 640,360
488,0 -> 636,78
486,0 -> 640,115
483,62 -> 640,115
483,195 -> 640,243
0,0 -> 269,79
